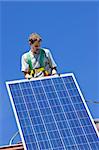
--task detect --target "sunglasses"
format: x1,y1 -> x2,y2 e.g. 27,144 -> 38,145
29,38 -> 42,44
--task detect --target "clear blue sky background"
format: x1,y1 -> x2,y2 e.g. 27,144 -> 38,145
0,0 -> 99,146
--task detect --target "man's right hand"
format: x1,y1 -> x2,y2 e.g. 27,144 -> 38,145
25,74 -> 32,79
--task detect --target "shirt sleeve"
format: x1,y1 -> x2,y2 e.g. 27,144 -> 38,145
46,49 -> 57,68
21,53 -> 29,72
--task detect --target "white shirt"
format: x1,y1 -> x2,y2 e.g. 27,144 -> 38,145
21,48 -> 57,74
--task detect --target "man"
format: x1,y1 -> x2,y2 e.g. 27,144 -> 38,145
21,33 -> 57,79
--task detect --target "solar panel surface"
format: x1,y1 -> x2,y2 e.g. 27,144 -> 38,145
6,73 -> 99,150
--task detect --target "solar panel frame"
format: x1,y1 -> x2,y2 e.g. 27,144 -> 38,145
6,73 -> 99,150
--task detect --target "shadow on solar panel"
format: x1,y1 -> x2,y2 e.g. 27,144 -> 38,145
6,73 -> 99,150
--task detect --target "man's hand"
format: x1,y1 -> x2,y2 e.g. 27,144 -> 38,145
52,68 -> 57,75
25,74 -> 32,79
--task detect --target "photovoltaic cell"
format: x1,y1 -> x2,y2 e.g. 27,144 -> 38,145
6,73 -> 99,150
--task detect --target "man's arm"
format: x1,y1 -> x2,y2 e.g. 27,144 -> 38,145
21,54 -> 32,79
47,50 -> 57,75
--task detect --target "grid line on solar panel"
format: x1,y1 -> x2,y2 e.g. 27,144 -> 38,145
19,118 -> 95,134
29,81 -> 62,149
61,77 -> 93,149
52,77 -> 97,149
49,78 -> 80,149
18,83 -> 41,150
38,80 -> 67,149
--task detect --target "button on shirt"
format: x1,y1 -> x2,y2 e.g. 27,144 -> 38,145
21,48 -> 57,74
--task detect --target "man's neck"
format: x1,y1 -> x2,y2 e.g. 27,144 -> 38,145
30,48 -> 40,55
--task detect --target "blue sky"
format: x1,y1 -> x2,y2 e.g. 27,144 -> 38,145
0,0 -> 99,146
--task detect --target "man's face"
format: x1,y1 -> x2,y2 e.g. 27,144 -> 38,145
31,40 -> 41,54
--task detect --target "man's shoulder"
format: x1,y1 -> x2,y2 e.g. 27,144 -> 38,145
22,51 -> 30,58
42,48 -> 50,54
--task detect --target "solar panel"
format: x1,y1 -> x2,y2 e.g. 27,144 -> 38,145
6,73 -> 99,150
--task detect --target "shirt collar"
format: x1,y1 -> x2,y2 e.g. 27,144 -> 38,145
29,50 -> 40,57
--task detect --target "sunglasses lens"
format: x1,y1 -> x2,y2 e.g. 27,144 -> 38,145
39,39 -> 42,42
29,38 -> 42,44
